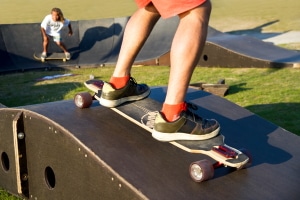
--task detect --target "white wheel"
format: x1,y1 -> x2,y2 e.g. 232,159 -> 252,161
189,159 -> 214,182
74,92 -> 93,108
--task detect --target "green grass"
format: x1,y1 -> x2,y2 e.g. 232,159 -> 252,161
1,66 -> 299,136
0,0 -> 137,24
210,0 -> 300,32
1,0 -> 299,33
0,189 -> 19,200
1,0 -> 300,199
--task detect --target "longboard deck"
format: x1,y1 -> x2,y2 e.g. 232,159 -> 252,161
110,97 -> 249,167
110,97 -> 225,150
33,52 -> 68,62
77,79 -> 249,169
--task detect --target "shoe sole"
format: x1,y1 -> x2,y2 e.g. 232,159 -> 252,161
152,126 -> 220,142
97,89 -> 151,107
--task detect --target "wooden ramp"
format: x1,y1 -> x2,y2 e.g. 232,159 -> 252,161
0,87 -> 299,199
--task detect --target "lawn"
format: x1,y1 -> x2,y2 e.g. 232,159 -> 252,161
0,0 -> 300,199
1,66 -> 299,136
1,0 -> 299,33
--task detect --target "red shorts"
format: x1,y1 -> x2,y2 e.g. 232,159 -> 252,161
135,0 -> 207,18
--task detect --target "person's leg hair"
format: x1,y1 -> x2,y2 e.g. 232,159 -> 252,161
164,0 -> 212,105
112,3 -> 161,77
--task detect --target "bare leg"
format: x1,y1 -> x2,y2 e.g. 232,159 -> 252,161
41,32 -> 68,54
55,41 -> 69,53
112,3 -> 161,77
42,35 -> 49,53
164,1 -> 211,105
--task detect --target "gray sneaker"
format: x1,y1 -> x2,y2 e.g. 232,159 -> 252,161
152,103 -> 220,141
65,52 -> 71,60
100,77 -> 150,107
41,52 -> 47,59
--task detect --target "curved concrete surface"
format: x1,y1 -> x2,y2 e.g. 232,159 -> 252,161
1,17 -> 300,73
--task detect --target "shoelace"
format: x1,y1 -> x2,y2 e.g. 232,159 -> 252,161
184,102 -> 203,123
129,77 -> 137,87
127,77 -> 139,94
141,111 -> 158,129
140,102 -> 203,129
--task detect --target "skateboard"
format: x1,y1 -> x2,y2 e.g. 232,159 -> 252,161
33,52 -> 69,62
74,79 -> 252,182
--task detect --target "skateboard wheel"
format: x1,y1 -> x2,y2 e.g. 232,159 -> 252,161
189,159 -> 214,182
238,148 -> 252,169
74,92 -> 93,108
63,58 -> 66,62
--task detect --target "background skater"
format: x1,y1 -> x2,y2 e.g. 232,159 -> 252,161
40,7 -> 73,60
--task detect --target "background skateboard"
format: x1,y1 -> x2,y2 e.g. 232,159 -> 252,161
33,52 -> 68,62
74,79 -> 251,182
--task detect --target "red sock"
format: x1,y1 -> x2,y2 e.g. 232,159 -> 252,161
161,102 -> 187,122
109,76 -> 130,89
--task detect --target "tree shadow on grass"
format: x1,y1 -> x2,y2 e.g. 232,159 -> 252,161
227,82 -> 251,95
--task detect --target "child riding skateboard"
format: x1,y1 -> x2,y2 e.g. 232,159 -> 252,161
40,7 -> 73,60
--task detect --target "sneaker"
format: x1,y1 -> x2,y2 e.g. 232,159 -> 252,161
152,103 -> 220,141
99,77 -> 150,107
41,52 -> 47,59
65,52 -> 71,60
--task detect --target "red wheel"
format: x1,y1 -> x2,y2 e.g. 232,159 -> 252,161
74,92 -> 93,108
238,148 -> 252,169
189,159 -> 214,182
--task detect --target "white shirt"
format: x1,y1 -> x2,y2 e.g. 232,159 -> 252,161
41,14 -> 70,36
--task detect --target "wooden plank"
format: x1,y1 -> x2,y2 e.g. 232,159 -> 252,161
18,87 -> 300,199
0,109 -> 22,196
3,87 -> 298,199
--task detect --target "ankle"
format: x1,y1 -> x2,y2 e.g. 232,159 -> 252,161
161,102 -> 186,122
109,75 -> 130,89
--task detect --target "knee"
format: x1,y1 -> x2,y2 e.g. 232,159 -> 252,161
145,2 -> 159,14
55,41 -> 62,46
179,0 -> 212,20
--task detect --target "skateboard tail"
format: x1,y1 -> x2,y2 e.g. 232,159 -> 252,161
174,141 -> 249,168
209,145 -> 249,168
